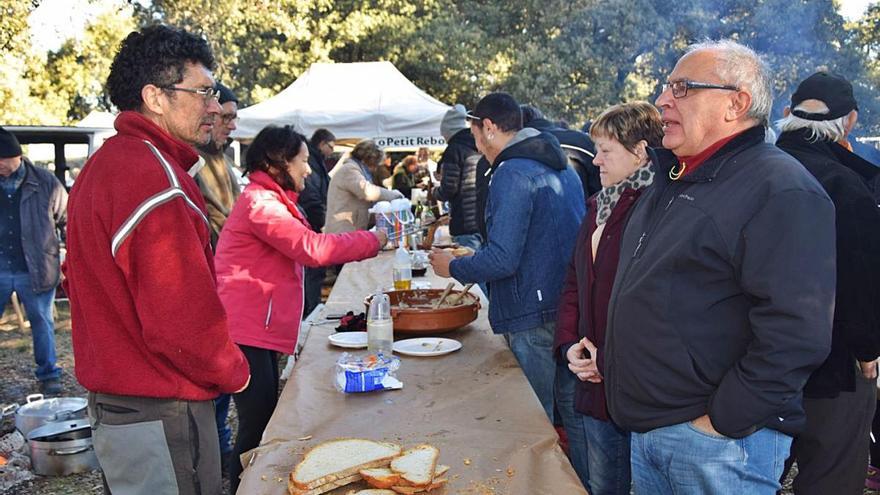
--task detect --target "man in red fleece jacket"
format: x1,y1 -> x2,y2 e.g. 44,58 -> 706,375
64,25 -> 250,494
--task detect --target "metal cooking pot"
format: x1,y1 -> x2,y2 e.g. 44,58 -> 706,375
27,418 -> 99,476
3,394 -> 88,437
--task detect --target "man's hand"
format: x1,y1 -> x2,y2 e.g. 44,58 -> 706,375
566,337 -> 602,383
235,375 -> 251,394
428,248 -> 454,278
691,414 -> 723,437
860,360 -> 878,380
373,229 -> 388,248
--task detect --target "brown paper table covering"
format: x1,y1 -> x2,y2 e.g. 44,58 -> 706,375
236,252 -> 587,495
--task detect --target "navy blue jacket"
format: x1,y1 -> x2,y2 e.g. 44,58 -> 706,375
12,160 -> 67,292
450,129 -> 585,333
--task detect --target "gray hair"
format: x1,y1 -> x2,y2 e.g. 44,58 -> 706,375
775,100 -> 848,142
685,39 -> 773,127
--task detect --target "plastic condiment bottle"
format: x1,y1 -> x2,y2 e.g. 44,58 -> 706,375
367,292 -> 394,355
392,245 -> 412,290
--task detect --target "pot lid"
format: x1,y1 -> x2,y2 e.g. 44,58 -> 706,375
27,418 -> 91,442
17,396 -> 87,418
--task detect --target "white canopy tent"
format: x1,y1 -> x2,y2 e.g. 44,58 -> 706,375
76,110 -> 117,129
233,61 -> 450,148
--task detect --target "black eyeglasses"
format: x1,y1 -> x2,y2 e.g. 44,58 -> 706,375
662,79 -> 739,98
161,86 -> 220,104
220,113 -> 238,124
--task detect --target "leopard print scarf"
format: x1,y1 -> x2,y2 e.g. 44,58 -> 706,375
595,161 -> 654,226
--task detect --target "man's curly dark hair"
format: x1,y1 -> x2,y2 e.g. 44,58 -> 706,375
107,24 -> 216,111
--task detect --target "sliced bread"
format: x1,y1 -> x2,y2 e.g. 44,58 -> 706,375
389,478 -> 448,494
289,473 -> 361,495
360,467 -> 401,489
389,445 -> 439,487
433,465 -> 449,478
291,438 -> 402,490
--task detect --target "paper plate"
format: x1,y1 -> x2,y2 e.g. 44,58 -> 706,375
393,337 -> 462,357
328,332 -> 368,349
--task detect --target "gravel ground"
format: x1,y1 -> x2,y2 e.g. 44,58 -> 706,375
1,302 -> 877,495
0,303 -> 241,495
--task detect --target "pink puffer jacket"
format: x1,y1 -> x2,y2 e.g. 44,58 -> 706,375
215,171 -> 380,353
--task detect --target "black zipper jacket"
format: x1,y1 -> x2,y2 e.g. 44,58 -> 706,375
604,126 -> 835,438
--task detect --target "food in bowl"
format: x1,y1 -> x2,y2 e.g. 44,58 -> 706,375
364,289 -> 480,334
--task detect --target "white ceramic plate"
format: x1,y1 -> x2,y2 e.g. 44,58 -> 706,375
328,332 -> 368,349
393,337 -> 462,357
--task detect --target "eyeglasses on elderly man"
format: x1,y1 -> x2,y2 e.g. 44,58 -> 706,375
662,79 -> 739,99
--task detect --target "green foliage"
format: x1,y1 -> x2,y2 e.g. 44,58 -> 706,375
0,1 -> 132,125
3,0 -> 880,134
44,8 -> 135,122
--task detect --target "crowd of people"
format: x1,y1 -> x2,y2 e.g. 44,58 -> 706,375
2,21 -> 880,495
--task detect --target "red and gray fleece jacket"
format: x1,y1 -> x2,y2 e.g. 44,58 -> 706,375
64,111 -> 249,401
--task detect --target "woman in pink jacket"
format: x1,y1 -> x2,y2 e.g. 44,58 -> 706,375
214,126 -> 386,490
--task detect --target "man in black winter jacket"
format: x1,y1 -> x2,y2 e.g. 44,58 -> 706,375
434,104 -> 484,251
298,128 -> 335,316
775,71 -> 880,495
604,40 -> 835,494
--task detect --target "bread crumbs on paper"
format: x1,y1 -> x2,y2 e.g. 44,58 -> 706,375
506,467 -> 515,477
298,435 -> 313,441
462,458 -> 472,465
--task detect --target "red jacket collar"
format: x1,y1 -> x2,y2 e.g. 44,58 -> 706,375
676,129 -> 748,177
114,111 -> 200,172
247,171 -> 306,222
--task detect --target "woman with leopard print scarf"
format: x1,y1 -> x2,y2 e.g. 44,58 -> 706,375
553,101 -> 664,495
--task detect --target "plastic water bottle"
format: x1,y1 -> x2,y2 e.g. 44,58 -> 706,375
368,293 -> 394,355
392,245 -> 412,290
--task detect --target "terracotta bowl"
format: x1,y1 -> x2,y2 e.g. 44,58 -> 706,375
364,289 -> 480,334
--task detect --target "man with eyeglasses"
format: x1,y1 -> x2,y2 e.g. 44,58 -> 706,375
196,82 -> 241,249
64,25 -> 250,494
193,82 -> 242,475
603,39 -> 835,494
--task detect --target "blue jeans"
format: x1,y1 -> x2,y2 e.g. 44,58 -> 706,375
556,365 -> 631,495
631,422 -> 792,495
0,272 -> 61,382
214,394 -> 232,455
504,322 -> 556,422
556,364 -> 590,487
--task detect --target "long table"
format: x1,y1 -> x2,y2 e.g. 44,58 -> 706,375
236,252 -> 587,494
